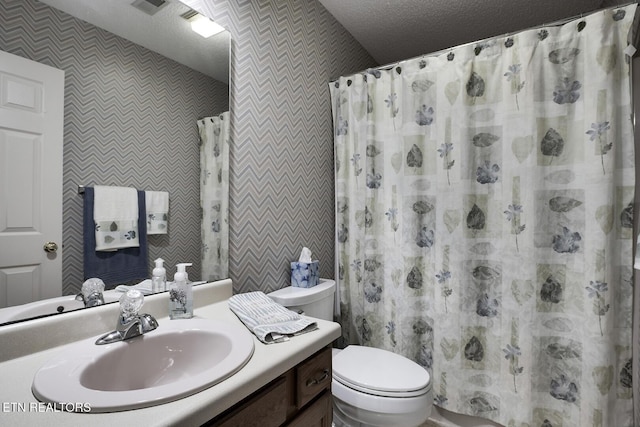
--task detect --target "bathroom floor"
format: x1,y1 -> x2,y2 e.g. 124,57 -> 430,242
422,418 -> 452,427
422,407 -> 505,427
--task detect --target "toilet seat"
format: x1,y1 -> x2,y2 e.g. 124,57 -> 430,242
332,346 -> 431,398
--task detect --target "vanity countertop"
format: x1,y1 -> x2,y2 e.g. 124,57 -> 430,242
0,280 -> 341,426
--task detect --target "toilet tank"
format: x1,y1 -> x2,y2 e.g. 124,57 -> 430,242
267,279 -> 335,321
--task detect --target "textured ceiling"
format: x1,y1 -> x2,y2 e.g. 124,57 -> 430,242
317,0 -> 620,65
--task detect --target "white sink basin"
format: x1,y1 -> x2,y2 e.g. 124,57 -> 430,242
32,318 -> 255,412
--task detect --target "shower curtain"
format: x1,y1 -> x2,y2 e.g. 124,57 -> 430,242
330,5 -> 637,426
199,112 -> 229,281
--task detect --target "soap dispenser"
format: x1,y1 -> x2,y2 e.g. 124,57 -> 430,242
151,258 -> 166,293
169,263 -> 193,319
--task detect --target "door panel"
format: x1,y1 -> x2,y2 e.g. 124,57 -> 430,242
0,50 -> 64,307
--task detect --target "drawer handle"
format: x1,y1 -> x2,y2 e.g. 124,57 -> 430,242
306,369 -> 330,387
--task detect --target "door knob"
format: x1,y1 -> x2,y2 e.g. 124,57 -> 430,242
43,241 -> 59,253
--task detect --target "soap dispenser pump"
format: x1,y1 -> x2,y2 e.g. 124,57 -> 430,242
151,258 -> 166,292
169,262 -> 193,319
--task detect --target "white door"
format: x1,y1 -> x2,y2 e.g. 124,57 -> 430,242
0,50 -> 64,308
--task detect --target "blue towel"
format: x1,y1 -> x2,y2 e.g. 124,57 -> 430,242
83,187 -> 149,288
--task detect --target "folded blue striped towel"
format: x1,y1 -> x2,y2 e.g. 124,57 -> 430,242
228,291 -> 317,344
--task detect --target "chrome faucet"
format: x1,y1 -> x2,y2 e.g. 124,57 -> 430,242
76,278 -> 106,308
96,289 -> 158,345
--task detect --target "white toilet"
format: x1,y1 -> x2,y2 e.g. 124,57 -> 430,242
268,279 -> 432,427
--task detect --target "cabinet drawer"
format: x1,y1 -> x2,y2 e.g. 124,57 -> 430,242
296,346 -> 332,408
286,390 -> 332,427
208,377 -> 288,427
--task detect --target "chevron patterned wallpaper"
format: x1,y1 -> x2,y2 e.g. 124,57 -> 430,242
0,0 -> 229,294
183,0 -> 376,293
1,0 -> 374,297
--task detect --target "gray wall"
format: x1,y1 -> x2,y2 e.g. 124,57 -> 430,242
0,0 -> 229,293
187,0 -> 376,293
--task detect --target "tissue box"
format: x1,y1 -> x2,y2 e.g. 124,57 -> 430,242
291,261 -> 319,288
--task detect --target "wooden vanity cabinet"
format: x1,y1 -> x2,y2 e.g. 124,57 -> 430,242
204,346 -> 332,427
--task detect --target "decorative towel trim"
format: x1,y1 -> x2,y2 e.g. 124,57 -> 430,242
228,291 -> 318,344
145,191 -> 169,235
95,220 -> 139,251
147,212 -> 168,234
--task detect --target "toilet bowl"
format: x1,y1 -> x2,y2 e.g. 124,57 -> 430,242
332,345 -> 432,427
268,279 -> 432,427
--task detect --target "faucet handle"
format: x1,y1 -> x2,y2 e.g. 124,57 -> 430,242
119,289 -> 144,319
82,278 -> 105,295
76,278 -> 106,307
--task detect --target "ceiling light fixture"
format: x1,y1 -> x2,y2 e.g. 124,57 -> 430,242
189,14 -> 225,38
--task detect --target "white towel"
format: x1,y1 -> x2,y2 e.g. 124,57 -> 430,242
145,191 -> 169,235
228,291 -> 318,344
115,280 -> 206,295
94,186 -> 139,251
115,279 -> 154,295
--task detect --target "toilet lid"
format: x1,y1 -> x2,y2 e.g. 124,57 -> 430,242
333,346 -> 431,398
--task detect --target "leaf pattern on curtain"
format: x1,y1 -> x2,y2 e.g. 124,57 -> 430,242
199,112 -> 230,281
331,5 -> 637,427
